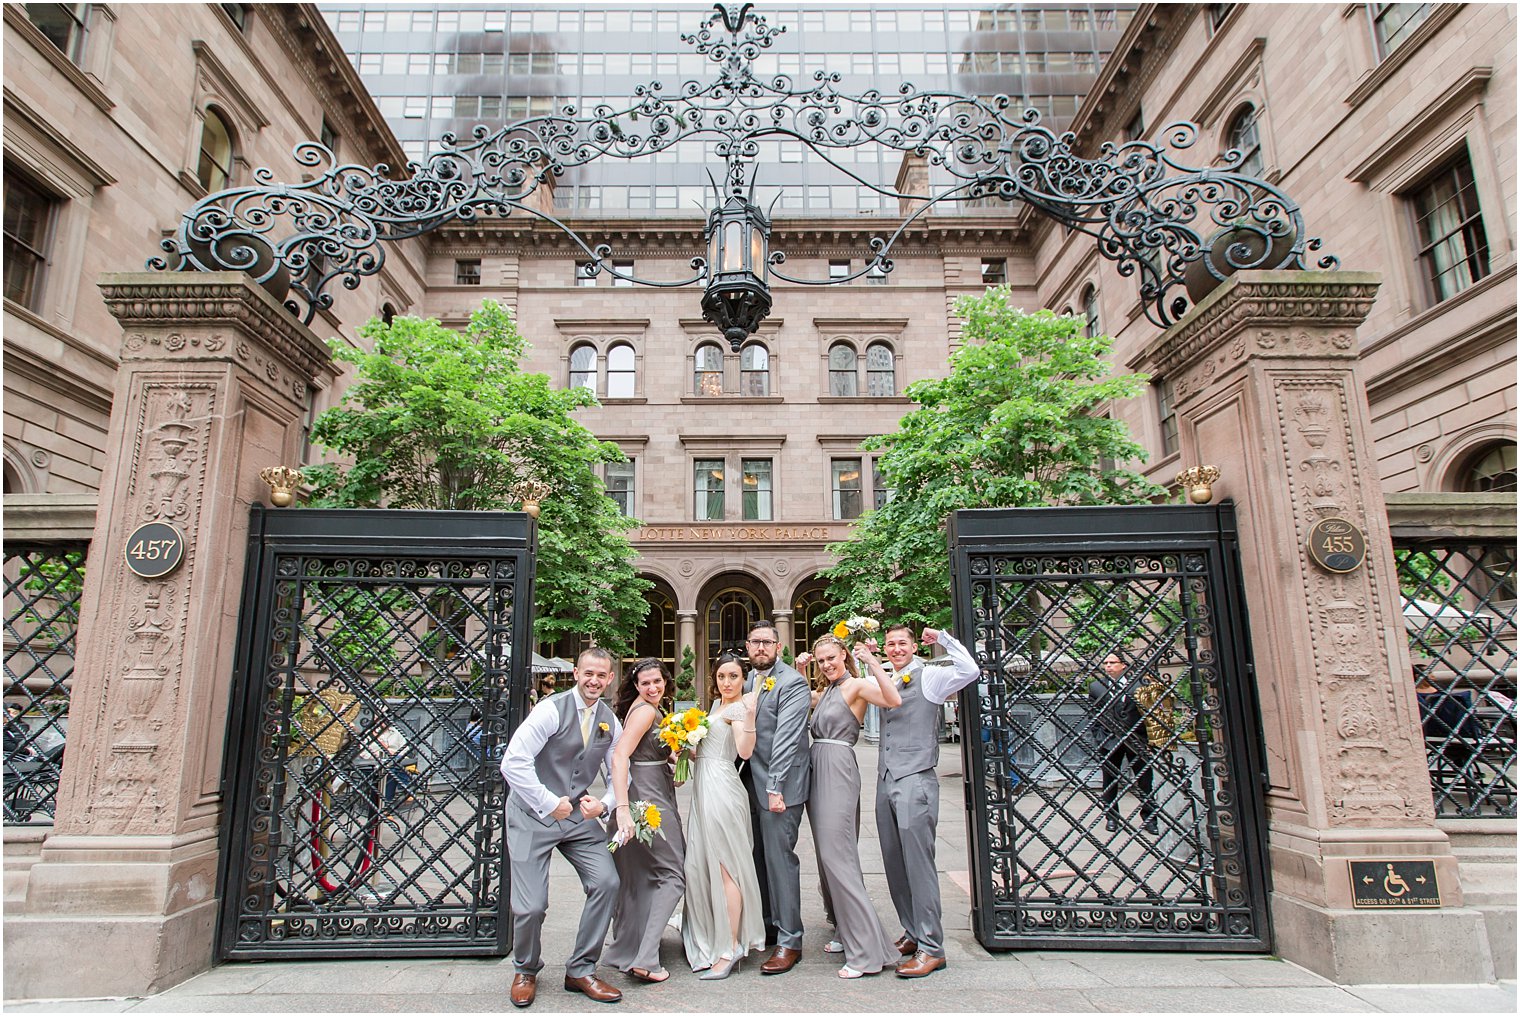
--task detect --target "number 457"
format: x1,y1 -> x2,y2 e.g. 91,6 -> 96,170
130,539 -> 175,561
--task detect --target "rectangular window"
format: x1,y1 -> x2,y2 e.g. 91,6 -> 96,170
873,463 -> 892,510
866,262 -> 888,285
611,260 -> 634,287
605,461 -> 634,516
832,458 -> 864,520
1411,152 -> 1490,304
574,262 -> 597,287
981,258 -> 1007,285
828,259 -> 850,281
1370,3 -> 1433,59
4,168 -> 55,309
319,117 -> 338,159
1155,379 -> 1179,457
694,459 -> 725,521
1124,108 -> 1145,143
28,3 -> 89,64
742,458 -> 773,521
454,259 -> 481,286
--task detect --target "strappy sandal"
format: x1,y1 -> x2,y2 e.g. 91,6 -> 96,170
628,967 -> 670,984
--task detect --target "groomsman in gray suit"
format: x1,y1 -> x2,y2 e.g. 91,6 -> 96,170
742,620 -> 812,974
876,624 -> 980,978
499,647 -> 625,1008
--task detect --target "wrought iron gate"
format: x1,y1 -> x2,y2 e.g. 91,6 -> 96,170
217,506 -> 535,959
950,504 -> 1271,951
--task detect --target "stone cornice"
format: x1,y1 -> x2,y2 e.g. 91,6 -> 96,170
0,494 -> 99,541
97,272 -> 334,387
811,317 -> 910,334
2,4 -> 114,113
1,87 -> 117,187
1133,271 -> 1382,382
190,39 -> 271,131
1343,3 -> 1466,110
1346,65 -> 1492,185
1384,492 -> 1517,542
1193,36 -> 1268,126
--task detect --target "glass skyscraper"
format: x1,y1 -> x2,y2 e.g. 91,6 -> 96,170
319,3 -> 1136,216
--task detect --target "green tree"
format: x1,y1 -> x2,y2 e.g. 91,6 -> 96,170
305,302 -> 650,652
823,291 -> 1165,630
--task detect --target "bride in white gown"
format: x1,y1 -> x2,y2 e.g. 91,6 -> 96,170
681,652 -> 767,979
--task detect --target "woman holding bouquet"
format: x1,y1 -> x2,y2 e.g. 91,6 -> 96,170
606,659 -> 686,983
681,651 -> 766,979
804,634 -> 902,978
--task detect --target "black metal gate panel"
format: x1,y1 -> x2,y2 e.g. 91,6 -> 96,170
217,507 -> 535,959
950,504 -> 1271,951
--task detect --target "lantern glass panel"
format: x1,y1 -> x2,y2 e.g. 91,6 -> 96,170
723,220 -> 744,271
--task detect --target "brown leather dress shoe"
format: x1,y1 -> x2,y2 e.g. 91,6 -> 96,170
894,933 -> 918,956
759,946 -> 801,974
509,973 -> 537,1008
563,973 -> 623,1003
896,951 -> 947,978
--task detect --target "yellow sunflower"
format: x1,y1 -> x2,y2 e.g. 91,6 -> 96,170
644,804 -> 662,830
832,621 -> 849,639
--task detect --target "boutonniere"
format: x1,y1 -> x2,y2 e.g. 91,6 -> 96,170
900,674 -> 912,686
763,677 -> 776,693
598,722 -> 610,734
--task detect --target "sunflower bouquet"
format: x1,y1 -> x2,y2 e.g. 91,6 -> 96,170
832,616 -> 881,644
609,799 -> 664,852
656,706 -> 710,782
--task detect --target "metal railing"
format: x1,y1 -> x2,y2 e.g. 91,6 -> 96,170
1388,493 -> 1517,819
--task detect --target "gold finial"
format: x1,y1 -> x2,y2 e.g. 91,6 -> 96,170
259,466 -> 303,507
510,477 -> 552,519
1176,465 -> 1221,504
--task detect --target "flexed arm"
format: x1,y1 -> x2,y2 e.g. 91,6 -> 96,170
920,628 -> 983,705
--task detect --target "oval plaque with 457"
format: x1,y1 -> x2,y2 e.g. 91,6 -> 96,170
124,521 -> 186,579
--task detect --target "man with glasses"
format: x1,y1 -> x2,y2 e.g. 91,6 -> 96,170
740,621 -> 811,974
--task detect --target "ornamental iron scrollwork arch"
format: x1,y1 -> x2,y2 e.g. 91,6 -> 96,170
149,2 -> 1337,329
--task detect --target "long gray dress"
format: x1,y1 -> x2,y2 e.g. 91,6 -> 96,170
605,702 -> 686,973
681,701 -> 766,971
807,681 -> 900,974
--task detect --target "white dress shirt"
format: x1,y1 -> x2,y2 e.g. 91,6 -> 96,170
908,628 -> 982,706
499,689 -> 624,820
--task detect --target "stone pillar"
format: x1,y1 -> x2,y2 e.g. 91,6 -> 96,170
5,273 -> 334,998
1136,271 -> 1493,982
677,608 -> 699,702
772,608 -> 794,659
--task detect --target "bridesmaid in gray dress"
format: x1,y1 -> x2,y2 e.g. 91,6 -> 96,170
607,659 -> 686,983
805,634 -> 903,978
681,652 -> 766,979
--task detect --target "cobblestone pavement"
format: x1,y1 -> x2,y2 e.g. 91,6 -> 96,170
7,747 -> 1513,1013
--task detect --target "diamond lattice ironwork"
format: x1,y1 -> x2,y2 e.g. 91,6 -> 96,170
1395,540 -> 1517,818
221,508 -> 534,960
3,543 -> 85,825
951,506 -> 1269,951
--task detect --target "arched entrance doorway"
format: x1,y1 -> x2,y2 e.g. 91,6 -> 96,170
695,571 -> 772,700
631,575 -> 679,677
789,574 -> 833,661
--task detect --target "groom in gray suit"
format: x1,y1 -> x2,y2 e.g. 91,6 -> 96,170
742,620 -> 811,974
499,647 -> 625,1008
876,624 -> 980,978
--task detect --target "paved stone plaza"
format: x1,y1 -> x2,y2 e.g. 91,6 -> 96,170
6,747 -> 1513,1013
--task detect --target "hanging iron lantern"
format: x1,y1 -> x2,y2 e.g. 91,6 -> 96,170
701,191 -> 772,351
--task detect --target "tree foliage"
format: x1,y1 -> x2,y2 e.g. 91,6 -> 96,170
822,291 -> 1165,630
304,302 -> 650,652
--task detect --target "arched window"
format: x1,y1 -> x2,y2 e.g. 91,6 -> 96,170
828,342 -> 858,397
1459,442 -> 1517,493
791,583 -> 831,662
1227,104 -> 1263,179
569,344 -> 597,391
633,586 -> 677,672
197,107 -> 235,191
705,588 -> 763,664
1082,285 -> 1100,338
606,343 -> 636,398
866,342 -> 895,397
694,342 -> 724,396
380,302 -> 397,326
740,343 -> 770,396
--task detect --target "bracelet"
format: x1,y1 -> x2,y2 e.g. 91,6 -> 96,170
617,804 -> 631,811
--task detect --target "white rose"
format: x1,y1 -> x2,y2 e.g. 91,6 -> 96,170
687,726 -> 707,745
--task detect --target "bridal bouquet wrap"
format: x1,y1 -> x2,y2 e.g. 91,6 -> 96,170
832,616 -> 881,643
656,706 -> 710,782
608,799 -> 664,852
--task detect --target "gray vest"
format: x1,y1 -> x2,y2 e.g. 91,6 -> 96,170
878,659 -> 940,780
531,690 -> 614,802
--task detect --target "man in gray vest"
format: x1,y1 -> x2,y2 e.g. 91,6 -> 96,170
499,647 -> 624,1008
876,624 -> 980,978
741,620 -> 811,974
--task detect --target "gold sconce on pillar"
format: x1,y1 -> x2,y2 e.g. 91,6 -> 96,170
510,477 -> 552,519
1175,465 -> 1221,505
259,466 -> 303,507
